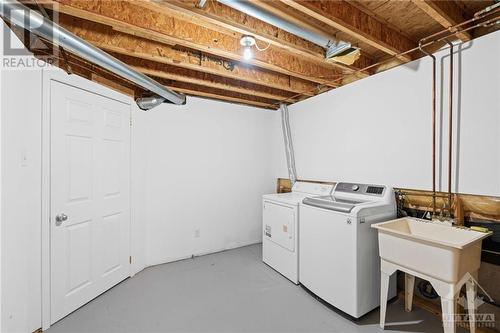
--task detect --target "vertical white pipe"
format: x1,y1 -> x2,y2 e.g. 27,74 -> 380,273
280,104 -> 297,185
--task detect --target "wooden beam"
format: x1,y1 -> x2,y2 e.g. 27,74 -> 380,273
151,0 -> 372,73
57,14 -> 318,96
92,63 -> 277,109
249,0 -> 374,70
249,0 -> 337,38
91,73 -> 135,97
109,52 -> 299,102
157,78 -> 279,109
169,88 -> 277,109
87,57 -> 277,110
33,46 -> 146,98
280,0 -> 416,62
32,39 -> 282,109
411,0 -> 471,41
49,0 -> 342,87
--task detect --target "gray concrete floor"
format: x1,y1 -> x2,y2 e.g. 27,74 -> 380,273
48,244 -> 464,333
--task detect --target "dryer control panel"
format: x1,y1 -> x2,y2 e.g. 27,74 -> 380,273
335,182 -> 386,196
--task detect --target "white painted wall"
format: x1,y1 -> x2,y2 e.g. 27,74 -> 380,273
1,22 -> 43,333
2,15 -> 496,332
1,20 -> 282,329
288,32 -> 500,196
135,98 -> 281,266
1,68 -> 43,333
1,20 -> 3,333
0,22 -> 146,331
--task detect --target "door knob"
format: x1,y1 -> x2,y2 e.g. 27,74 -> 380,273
55,213 -> 68,225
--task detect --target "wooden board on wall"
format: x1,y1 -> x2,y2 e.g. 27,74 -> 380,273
277,178 -> 500,223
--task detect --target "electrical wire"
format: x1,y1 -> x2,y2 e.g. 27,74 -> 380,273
254,40 -> 271,52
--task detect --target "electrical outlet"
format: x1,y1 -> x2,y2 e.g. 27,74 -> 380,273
20,151 -> 28,167
194,229 -> 200,238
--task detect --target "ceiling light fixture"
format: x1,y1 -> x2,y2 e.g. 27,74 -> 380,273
240,35 -> 256,61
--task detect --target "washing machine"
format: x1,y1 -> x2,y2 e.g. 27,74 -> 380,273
299,182 -> 397,318
262,181 -> 334,284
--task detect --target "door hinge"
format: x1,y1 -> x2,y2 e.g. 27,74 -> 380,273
129,118 -> 132,127
129,256 -> 132,264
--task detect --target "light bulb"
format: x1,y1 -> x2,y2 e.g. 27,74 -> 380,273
243,46 -> 253,60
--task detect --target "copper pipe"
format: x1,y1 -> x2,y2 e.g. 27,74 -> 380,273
446,40 -> 454,217
274,11 -> 500,105
272,12 -> 499,220
420,7 -> 500,44
418,40 -> 437,216
397,191 -> 448,198
474,2 -> 500,18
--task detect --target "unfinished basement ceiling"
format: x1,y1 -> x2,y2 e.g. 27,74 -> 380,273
20,0 -> 500,109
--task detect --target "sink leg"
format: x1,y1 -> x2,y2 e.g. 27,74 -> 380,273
380,271 -> 390,329
405,273 -> 415,312
441,296 -> 457,333
466,278 -> 477,333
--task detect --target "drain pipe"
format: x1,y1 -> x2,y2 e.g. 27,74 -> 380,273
280,104 -> 297,186
217,0 -> 351,58
0,0 -> 186,108
418,41 -> 437,217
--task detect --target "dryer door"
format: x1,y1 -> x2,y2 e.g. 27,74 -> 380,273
263,201 -> 295,252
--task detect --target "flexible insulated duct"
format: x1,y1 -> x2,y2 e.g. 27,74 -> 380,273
280,104 -> 297,185
0,0 -> 186,108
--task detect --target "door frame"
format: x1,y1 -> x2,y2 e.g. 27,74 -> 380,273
41,69 -> 133,330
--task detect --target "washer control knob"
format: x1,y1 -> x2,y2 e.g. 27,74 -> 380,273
352,185 -> 360,191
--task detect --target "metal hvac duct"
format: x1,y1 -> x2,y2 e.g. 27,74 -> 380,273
217,0 -> 353,60
0,0 -> 186,108
280,104 -> 297,185
136,96 -> 166,111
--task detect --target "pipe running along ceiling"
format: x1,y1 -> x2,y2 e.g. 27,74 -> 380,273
0,0 -> 186,109
216,0 -> 359,62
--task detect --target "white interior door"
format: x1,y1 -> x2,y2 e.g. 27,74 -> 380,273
50,80 -> 131,324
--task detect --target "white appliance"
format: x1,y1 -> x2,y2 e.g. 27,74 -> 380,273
262,181 -> 334,284
299,182 -> 397,318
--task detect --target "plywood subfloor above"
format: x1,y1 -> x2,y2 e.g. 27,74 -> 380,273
16,0 -> 499,109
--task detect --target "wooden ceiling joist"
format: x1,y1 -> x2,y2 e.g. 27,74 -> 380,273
150,0 -> 373,74
36,44 -> 280,109
411,0 -> 472,41
248,0 -> 375,70
29,0 -> 494,109
280,0 -> 417,62
110,52 -> 300,102
58,15 -> 318,96
49,0 -> 342,87
157,78 -> 280,109
91,73 -> 137,97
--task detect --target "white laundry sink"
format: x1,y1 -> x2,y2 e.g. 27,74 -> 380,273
372,217 -> 491,283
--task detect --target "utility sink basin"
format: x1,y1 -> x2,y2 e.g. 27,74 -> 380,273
372,217 -> 492,283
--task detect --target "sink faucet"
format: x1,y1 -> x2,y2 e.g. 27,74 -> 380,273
432,202 -> 454,225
